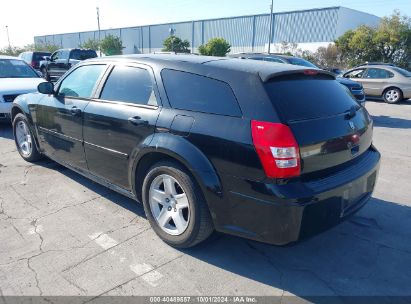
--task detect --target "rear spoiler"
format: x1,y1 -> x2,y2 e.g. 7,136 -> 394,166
260,69 -> 336,83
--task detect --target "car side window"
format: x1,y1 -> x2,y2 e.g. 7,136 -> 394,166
345,69 -> 366,79
265,57 -> 285,63
58,65 -> 106,98
99,66 -> 158,106
51,51 -> 59,61
161,69 -> 242,117
60,50 -> 69,60
365,68 -> 394,79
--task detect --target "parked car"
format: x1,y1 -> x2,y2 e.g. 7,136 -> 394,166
11,54 -> 380,248
0,56 -> 44,122
343,65 -> 411,103
19,51 -> 51,70
230,53 -> 366,105
39,48 -> 97,81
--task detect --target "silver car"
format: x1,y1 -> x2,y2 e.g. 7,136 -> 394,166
343,65 -> 411,103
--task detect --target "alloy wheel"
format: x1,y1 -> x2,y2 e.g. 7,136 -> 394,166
149,174 -> 190,236
385,89 -> 400,103
15,120 -> 32,157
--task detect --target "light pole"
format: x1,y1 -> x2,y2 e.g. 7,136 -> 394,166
268,0 -> 274,54
96,7 -> 101,56
169,27 -> 176,53
5,25 -> 11,50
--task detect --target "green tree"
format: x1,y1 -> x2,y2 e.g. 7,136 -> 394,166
198,38 -> 231,57
100,35 -> 124,55
79,39 -> 100,51
0,46 -> 26,56
162,36 -> 190,53
335,11 -> 411,68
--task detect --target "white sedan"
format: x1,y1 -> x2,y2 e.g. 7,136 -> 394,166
0,55 -> 44,122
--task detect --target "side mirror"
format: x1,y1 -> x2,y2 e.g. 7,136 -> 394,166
37,82 -> 54,95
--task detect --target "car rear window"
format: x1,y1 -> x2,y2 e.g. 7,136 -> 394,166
33,53 -> 50,61
265,74 -> 360,122
392,67 -> 411,77
161,69 -> 242,117
71,50 -> 97,60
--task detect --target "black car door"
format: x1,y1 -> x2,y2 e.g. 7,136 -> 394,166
36,64 -> 108,171
82,63 -> 161,190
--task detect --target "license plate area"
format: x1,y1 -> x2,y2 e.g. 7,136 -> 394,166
341,179 -> 367,217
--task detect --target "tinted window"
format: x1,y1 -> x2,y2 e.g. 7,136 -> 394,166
265,75 -> 360,122
51,51 -> 60,61
366,68 -> 393,79
264,57 -> 286,63
345,69 -> 366,79
162,69 -> 241,117
0,59 -> 38,78
100,66 -> 158,106
392,67 -> 411,77
33,52 -> 50,62
71,50 -> 97,60
58,65 -> 105,98
287,57 -> 318,68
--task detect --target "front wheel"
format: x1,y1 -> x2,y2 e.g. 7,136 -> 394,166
383,88 -> 402,104
142,161 -> 214,248
13,113 -> 43,162
41,67 -> 49,81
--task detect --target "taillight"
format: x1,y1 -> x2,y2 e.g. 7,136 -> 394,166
251,120 -> 301,178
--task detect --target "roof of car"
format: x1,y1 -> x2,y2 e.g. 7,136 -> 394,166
0,55 -> 22,60
351,65 -> 398,70
87,54 -> 328,82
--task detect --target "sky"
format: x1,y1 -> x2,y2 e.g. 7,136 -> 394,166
1,0 -> 410,48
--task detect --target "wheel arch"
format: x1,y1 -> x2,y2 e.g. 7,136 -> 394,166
131,133 -> 223,217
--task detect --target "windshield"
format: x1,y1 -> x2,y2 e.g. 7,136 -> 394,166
287,57 -> 318,68
392,67 -> 411,77
0,59 -> 38,78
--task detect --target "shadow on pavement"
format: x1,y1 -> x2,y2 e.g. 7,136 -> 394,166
372,115 -> 411,129
4,116 -> 411,299
37,157 -> 411,299
0,123 -> 13,140
183,198 -> 411,299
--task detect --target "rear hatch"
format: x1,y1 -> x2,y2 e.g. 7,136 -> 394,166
264,71 -> 373,175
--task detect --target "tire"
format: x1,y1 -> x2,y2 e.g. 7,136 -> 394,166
41,67 -> 49,81
142,161 -> 214,248
13,113 -> 43,162
383,88 -> 403,104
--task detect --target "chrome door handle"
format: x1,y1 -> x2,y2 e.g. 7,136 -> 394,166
128,116 -> 149,126
70,106 -> 82,116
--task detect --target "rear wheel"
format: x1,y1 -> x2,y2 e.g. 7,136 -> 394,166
383,88 -> 402,104
142,161 -> 214,248
13,113 -> 42,162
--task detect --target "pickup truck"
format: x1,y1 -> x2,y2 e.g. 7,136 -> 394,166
40,48 -> 97,81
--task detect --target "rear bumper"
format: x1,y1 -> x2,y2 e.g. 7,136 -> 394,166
214,147 -> 380,245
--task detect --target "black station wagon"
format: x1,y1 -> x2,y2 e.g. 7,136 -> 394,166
11,55 -> 380,248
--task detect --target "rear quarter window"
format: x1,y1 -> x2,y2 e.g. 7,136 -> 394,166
161,69 -> 242,117
265,74 -> 360,122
